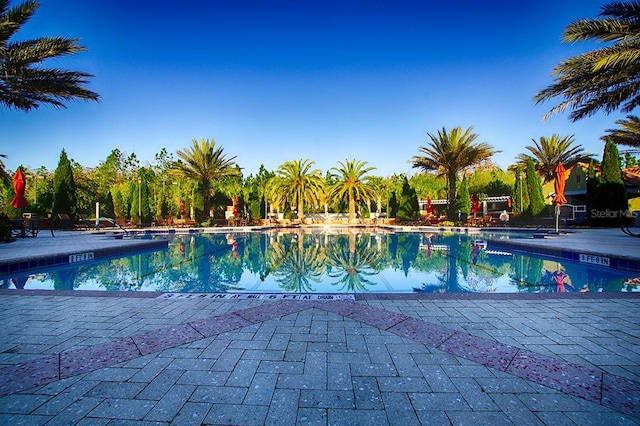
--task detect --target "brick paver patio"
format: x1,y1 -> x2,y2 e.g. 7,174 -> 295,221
0,293 -> 638,425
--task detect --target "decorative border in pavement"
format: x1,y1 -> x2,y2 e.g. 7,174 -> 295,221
0,300 -> 637,418
157,293 -> 356,301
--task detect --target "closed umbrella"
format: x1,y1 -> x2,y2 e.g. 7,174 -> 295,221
552,163 -> 567,233
426,197 -> 433,214
10,170 -> 28,209
471,194 -> 480,214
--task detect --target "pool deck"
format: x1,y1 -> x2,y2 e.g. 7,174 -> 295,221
0,227 -> 639,424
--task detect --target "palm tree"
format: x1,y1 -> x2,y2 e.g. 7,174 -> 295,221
534,2 -> 640,121
0,0 -> 99,111
269,159 -> 324,222
328,159 -> 376,223
602,114 -> 640,147
515,134 -> 593,182
0,154 -> 10,183
173,138 -> 239,221
411,126 -> 498,220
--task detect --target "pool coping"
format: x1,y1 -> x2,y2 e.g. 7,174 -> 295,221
488,238 -> 640,272
0,238 -> 168,277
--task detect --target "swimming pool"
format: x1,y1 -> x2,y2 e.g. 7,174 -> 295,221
1,228 -> 638,293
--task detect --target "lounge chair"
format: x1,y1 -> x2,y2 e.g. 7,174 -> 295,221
53,214 -> 75,230
621,225 -> 640,238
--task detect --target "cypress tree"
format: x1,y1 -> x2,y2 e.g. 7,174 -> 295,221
129,180 -> 138,223
511,165 -> 529,215
601,139 -> 623,184
455,176 -> 471,216
397,175 -> 419,222
52,149 -> 77,221
112,187 -> 124,220
525,158 -> 545,217
586,160 -> 599,220
140,170 -> 152,223
592,140 -> 628,226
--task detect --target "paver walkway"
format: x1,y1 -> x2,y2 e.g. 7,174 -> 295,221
0,293 -> 638,425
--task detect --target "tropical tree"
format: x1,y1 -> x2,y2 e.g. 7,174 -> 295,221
173,138 -> 239,222
411,126 -> 499,220
515,134 -> 592,182
602,115 -> 640,147
0,0 -> 99,111
0,154 -> 10,183
328,159 -> 376,223
269,159 -> 324,222
534,2 -> 640,121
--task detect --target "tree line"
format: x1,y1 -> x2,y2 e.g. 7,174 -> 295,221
1,1 -> 639,228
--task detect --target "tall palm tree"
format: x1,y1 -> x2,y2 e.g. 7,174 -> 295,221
173,138 -> 239,221
0,153 -> 10,183
602,114 -> 640,147
515,134 -> 593,182
411,126 -> 498,220
0,0 -> 99,111
534,1 -> 640,121
269,159 -> 324,222
328,159 -> 376,223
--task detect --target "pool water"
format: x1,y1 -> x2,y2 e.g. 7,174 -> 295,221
2,229 -> 638,293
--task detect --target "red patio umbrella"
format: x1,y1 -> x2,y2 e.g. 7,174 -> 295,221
471,194 -> 480,214
426,197 -> 433,214
232,196 -> 239,216
10,170 -> 28,209
552,164 -> 567,233
180,199 -> 186,216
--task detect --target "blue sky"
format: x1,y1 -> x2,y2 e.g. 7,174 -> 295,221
2,0 -> 622,178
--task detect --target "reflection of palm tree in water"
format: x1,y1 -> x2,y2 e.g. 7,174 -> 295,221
267,235 -> 325,293
177,235 -> 244,293
432,243 -> 469,293
326,233 -> 382,293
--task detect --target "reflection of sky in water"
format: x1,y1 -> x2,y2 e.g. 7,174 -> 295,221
1,230 -> 637,294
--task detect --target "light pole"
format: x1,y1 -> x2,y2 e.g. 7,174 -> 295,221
138,176 -> 142,226
519,171 -> 523,214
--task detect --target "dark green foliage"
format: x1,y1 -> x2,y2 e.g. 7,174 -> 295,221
396,175 -> 419,222
52,149 -> 77,220
102,190 -> 115,219
511,165 -> 529,215
455,176 -> 471,215
112,188 -> 124,220
601,140 -> 623,184
129,169 -> 153,224
589,141 -> 628,227
248,197 -> 261,223
525,158 -> 545,217
140,172 -> 152,223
